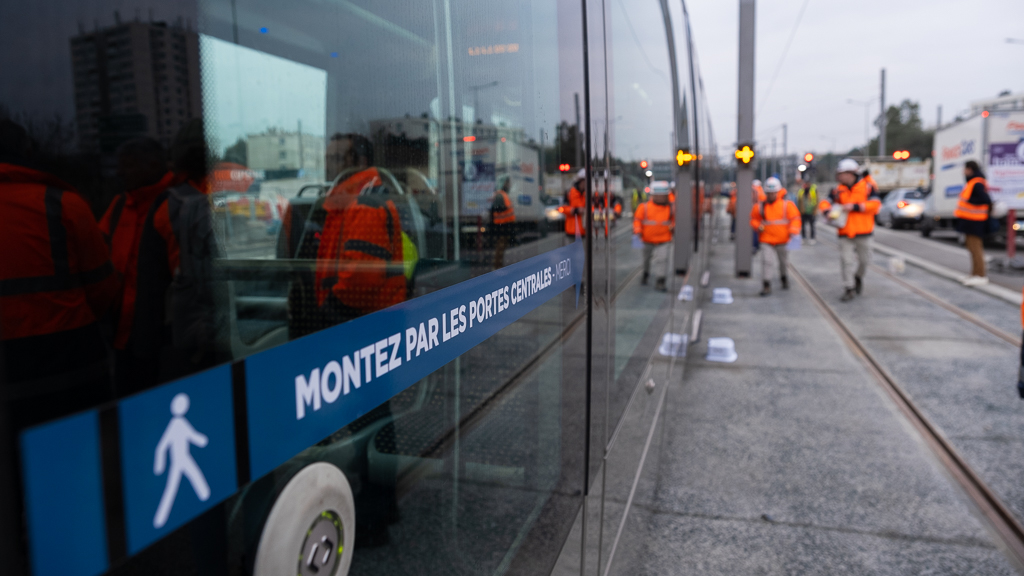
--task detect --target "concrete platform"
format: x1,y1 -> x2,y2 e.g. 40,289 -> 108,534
611,233 -> 1018,575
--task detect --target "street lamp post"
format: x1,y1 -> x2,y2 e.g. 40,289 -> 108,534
847,98 -> 872,161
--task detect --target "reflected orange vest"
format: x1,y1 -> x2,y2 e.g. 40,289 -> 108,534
492,190 -> 515,224
316,168 -> 406,314
954,177 -> 989,222
565,185 -> 586,236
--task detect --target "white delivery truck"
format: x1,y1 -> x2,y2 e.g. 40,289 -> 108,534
920,109 -> 1024,239
864,159 -> 931,194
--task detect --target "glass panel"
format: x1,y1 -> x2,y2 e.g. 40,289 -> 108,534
1,0 -> 589,573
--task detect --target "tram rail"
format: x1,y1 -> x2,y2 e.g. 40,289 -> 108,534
787,262 -> 1024,569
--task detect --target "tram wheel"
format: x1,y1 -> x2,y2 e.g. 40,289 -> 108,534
254,462 -> 356,576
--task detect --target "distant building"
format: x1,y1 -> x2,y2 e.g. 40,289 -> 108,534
70,18 -> 201,155
247,130 -> 324,178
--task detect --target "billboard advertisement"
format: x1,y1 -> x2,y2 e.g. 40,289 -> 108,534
985,112 -> 1024,209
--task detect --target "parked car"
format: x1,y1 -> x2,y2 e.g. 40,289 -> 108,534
876,187 -> 926,229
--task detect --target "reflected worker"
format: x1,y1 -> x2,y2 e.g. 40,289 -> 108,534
633,184 -> 674,291
490,175 -> 516,269
0,120 -> 118,427
564,169 -> 588,240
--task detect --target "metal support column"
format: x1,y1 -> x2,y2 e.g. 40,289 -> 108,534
658,0 -> 691,274
735,0 -> 756,277
879,68 -> 887,158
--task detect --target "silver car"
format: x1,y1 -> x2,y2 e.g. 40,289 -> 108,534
877,187 -> 926,229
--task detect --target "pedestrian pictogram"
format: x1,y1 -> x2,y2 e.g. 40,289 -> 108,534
153,393 -> 211,528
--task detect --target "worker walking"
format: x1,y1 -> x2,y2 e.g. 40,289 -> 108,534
633,184 -> 674,291
565,169 -> 588,240
954,160 -> 992,286
797,180 -> 818,244
750,177 -> 801,296
0,120 -> 119,427
819,159 -> 881,301
490,176 -> 516,269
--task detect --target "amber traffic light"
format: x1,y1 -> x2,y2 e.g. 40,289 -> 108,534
735,145 -> 755,165
892,150 -> 910,161
804,153 -> 814,163
676,149 -> 695,166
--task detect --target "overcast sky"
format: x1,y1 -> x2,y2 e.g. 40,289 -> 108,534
683,0 -> 1024,161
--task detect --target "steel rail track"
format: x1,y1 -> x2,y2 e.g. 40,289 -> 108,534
788,262 -> 1024,570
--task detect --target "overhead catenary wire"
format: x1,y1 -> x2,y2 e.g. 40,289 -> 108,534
758,0 -> 811,117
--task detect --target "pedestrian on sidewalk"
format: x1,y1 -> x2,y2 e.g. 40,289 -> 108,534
953,160 -> 992,287
797,179 -> 818,244
750,177 -> 801,296
634,184 -> 674,291
819,159 -> 881,301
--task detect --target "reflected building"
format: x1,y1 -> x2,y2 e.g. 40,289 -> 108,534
70,17 -> 201,156
247,129 -> 325,178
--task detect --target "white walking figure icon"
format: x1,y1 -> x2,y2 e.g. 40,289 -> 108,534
153,393 -> 211,528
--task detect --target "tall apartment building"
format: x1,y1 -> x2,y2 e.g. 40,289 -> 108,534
69,17 -> 201,155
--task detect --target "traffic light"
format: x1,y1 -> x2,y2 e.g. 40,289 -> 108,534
676,149 -> 695,166
640,160 -> 648,169
734,145 -> 755,165
558,163 -> 571,172
892,150 -> 910,161
804,153 -> 814,163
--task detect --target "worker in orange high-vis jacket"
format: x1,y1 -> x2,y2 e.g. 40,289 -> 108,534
634,184 -> 674,291
315,133 -> 407,325
750,177 -> 801,296
99,137 -> 182,394
0,120 -> 119,427
819,158 -> 881,301
564,169 -> 588,239
954,160 -> 992,286
490,175 -> 516,269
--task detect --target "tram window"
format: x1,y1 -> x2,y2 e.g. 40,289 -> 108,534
2,0 -> 586,574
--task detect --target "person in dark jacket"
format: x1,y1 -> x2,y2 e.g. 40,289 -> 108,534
953,160 -> 992,286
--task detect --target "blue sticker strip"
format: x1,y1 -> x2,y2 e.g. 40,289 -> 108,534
245,240 -> 584,479
20,411 -> 108,576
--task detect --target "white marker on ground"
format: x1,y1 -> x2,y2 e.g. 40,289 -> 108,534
153,393 -> 211,528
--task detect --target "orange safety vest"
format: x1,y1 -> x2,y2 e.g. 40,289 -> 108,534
633,200 -> 674,244
750,198 -> 801,245
564,185 -> 587,236
818,178 -> 880,238
953,177 -> 989,222
316,168 -> 406,314
1,163 -> 118,341
492,190 -> 515,224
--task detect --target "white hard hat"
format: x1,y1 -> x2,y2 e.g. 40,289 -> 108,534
649,185 -> 671,196
752,179 -> 762,187
764,177 -> 782,193
836,158 -> 860,174
576,169 -> 587,180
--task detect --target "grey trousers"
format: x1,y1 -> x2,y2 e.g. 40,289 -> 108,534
759,243 -> 789,282
838,235 -> 871,289
642,242 -> 669,279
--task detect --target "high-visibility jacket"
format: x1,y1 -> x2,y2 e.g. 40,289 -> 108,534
954,177 -> 990,222
1,163 -> 118,342
797,185 -> 818,215
753,185 -> 766,203
564,185 -> 587,236
633,200 -> 674,244
99,171 -> 181,352
491,190 -> 515,224
818,177 -> 880,238
750,198 -> 801,245
316,168 -> 406,314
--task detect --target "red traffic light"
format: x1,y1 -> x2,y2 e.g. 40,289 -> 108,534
892,150 -> 910,160
558,163 -> 571,172
803,153 -> 814,163
640,160 -> 649,169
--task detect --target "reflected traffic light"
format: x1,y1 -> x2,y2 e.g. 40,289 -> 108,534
559,163 -> 571,172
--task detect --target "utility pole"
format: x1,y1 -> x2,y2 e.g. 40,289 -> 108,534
735,0 -> 756,277
781,123 -> 787,185
659,0 -> 691,273
771,137 -> 776,177
937,105 -> 943,129
878,68 -> 887,159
